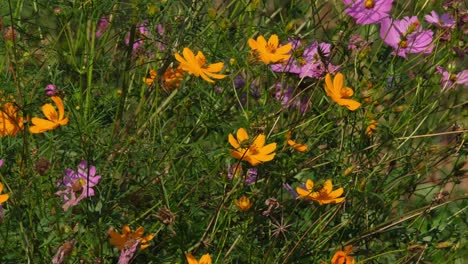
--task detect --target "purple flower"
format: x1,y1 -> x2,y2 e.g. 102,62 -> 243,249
283,183 -> 299,198
45,84 -> 56,96
118,240 -> 139,264
424,11 -> 455,29
274,83 -> 310,113
244,168 -> 258,185
380,17 -> 434,58
96,16 -> 110,38
271,40 -> 339,79
0,159 -> 3,168
125,22 -> 150,53
55,161 -> 101,211
436,66 -> 468,90
348,34 -> 371,51
345,0 -> 393,25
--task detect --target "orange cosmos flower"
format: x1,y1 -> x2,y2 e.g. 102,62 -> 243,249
331,245 -> 355,264
29,96 -> 69,134
366,119 -> 378,135
234,195 -> 252,211
143,69 -> 157,85
186,253 -> 212,264
228,128 -> 277,166
0,182 -> 9,204
296,179 -> 345,205
0,102 -> 24,137
285,131 -> 307,152
248,34 -> 292,64
162,66 -> 185,91
324,73 -> 361,111
108,225 -> 154,250
174,48 -> 226,83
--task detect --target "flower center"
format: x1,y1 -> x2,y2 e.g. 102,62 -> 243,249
364,0 -> 375,8
399,40 -> 408,48
72,179 -> 86,192
266,43 -> 277,54
406,21 -> 420,35
248,144 -> 260,155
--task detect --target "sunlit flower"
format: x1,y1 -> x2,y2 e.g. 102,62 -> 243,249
0,182 -> 9,204
228,128 -> 277,166
345,0 -> 393,25
235,195 -> 252,211
29,96 -> 69,134
436,66 -> 468,90
324,73 -> 361,111
424,11 -> 455,29
55,161 -> 101,211
331,245 -> 355,264
296,179 -> 345,205
108,225 -> 155,250
285,131 -> 307,152
0,102 -> 24,137
174,47 -> 226,83
366,119 -> 378,135
186,253 -> 212,264
248,34 -> 292,64
380,17 -> 434,58
143,69 -> 157,85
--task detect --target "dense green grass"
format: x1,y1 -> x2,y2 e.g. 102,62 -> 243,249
0,0 -> 466,263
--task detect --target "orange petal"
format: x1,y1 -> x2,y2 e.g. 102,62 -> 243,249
341,87 -> 354,97
333,73 -> 344,91
205,62 -> 224,73
329,187 -> 344,199
268,34 -> 279,47
41,103 -> 58,122
337,98 -> 361,111
248,38 -> 258,50
322,180 -> 333,193
0,194 -> 8,204
204,71 -> 227,80
305,179 -> 314,190
199,72 -> 215,83
228,133 -> 240,149
260,142 -> 276,155
252,134 -> 266,148
236,128 -> 249,143
186,253 -> 198,264
324,73 -> 336,97
0,182 -> 3,193
256,35 -> 267,47
50,96 -> 65,120
275,43 -> 292,55
29,118 -> 58,133
199,253 -> 212,264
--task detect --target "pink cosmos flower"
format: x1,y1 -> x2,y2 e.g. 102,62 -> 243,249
96,16 -> 110,38
45,84 -> 57,96
380,16 -> 434,58
436,66 -> 468,90
345,0 -> 393,25
424,11 -> 455,28
271,40 -> 339,79
118,240 -> 139,264
125,21 -> 150,53
274,83 -> 310,113
55,161 -> 101,211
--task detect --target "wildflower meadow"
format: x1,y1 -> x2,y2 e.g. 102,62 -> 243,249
1,0 -> 467,263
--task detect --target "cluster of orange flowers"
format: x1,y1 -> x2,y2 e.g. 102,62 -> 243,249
0,95 -> 69,137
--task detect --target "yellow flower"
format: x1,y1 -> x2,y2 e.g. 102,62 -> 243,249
248,34 -> 292,64
0,182 -> 9,204
235,195 -> 252,211
174,47 -> 226,83
228,127 -> 277,166
186,253 -> 212,264
0,102 -> 24,137
285,131 -> 307,152
331,245 -> 355,264
143,69 -> 157,85
324,73 -> 361,111
29,96 -> 69,134
366,119 -> 378,135
296,179 -> 345,205
108,225 -> 154,250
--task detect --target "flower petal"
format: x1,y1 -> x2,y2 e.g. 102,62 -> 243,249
236,128 -> 249,143
228,133 -> 240,149
268,34 -> 279,47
